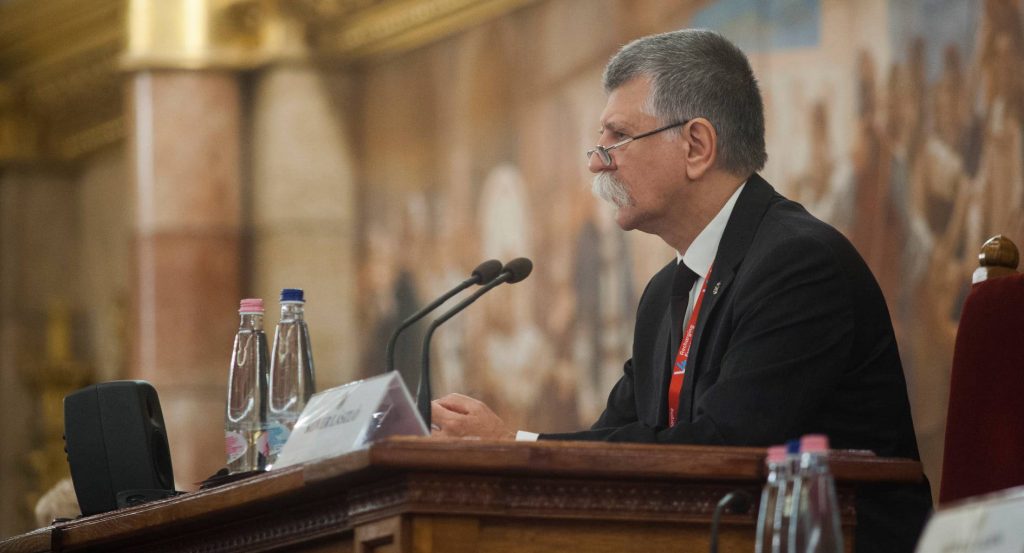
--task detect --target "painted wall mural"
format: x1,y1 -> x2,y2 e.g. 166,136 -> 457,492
351,0 -> 1020,498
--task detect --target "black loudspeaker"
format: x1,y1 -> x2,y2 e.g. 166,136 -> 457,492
64,380 -> 176,516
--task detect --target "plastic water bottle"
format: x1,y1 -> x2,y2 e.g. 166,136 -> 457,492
774,439 -> 801,553
788,434 -> 843,553
266,288 -> 316,465
224,298 -> 270,473
755,445 -> 788,553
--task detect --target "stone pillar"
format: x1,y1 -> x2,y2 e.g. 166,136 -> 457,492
121,0 -> 325,489
250,65 -> 358,389
127,71 -> 242,489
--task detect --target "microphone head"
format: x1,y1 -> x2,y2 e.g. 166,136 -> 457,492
503,257 -> 533,283
471,259 -> 503,284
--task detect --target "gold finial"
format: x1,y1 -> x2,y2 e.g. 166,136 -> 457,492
973,235 -> 1020,283
978,235 -> 1019,270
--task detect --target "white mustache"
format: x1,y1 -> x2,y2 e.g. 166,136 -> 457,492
591,172 -> 634,208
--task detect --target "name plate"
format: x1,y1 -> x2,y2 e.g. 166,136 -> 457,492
915,487 -> 1024,553
272,372 -> 428,469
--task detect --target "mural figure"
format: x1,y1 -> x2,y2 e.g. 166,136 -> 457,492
792,100 -> 853,234
353,0 -> 1024,507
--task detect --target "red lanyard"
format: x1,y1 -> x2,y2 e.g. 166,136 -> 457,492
667,265 -> 712,427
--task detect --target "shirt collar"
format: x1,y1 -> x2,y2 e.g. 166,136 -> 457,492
676,182 -> 746,276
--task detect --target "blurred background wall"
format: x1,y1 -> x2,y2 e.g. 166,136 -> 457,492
1,0 -> 1019,537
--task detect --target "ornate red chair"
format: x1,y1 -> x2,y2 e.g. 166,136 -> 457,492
939,235 -> 1024,504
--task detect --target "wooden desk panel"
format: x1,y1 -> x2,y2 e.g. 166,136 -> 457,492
0,439 -> 922,553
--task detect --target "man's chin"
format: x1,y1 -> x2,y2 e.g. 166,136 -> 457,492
613,206 -> 639,231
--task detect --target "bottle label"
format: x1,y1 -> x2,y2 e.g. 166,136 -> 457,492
256,430 -> 270,457
225,431 -> 248,464
267,421 -> 293,455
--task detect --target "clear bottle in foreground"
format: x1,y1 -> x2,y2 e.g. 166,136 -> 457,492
774,439 -> 801,553
266,288 -> 316,466
788,434 -> 843,553
225,298 -> 271,473
755,445 -> 788,553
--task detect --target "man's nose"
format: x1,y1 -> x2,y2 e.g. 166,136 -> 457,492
587,150 -> 615,173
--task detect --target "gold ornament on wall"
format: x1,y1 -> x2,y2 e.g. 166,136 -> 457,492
19,301 -> 93,524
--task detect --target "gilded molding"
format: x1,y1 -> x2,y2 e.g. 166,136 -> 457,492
0,0 -> 541,162
121,0 -> 307,70
0,83 -> 41,162
310,0 -> 542,60
0,0 -> 124,163
60,117 -> 126,160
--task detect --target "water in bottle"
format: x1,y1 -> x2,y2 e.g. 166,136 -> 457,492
789,434 -> 843,553
755,445 -> 788,553
225,298 -> 270,473
774,439 -> 801,553
266,288 -> 316,465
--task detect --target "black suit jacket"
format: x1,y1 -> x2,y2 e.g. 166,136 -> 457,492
544,174 -> 931,553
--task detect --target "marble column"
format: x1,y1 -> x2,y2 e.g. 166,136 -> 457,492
127,71 -> 242,489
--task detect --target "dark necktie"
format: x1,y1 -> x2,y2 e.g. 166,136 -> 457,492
670,262 -> 699,357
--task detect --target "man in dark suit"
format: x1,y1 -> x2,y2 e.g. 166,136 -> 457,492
431,29 -> 932,553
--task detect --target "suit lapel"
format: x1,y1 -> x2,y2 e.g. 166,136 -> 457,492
653,306 -> 674,425
680,174 -> 778,422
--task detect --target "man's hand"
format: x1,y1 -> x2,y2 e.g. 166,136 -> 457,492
430,393 -> 515,440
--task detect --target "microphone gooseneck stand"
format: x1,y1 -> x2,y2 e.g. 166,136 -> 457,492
384,259 -> 502,374
708,489 -> 753,553
417,258 -> 533,428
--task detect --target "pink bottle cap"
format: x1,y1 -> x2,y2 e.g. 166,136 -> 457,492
767,445 -> 787,463
239,298 -> 264,313
800,434 -> 830,453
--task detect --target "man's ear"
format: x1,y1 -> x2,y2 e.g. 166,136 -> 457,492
683,118 -> 717,180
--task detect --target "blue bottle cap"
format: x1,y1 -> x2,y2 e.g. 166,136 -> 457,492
786,439 -> 800,454
280,288 -> 304,302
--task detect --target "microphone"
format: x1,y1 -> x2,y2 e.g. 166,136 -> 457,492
384,259 -> 502,374
417,257 -> 533,428
708,489 -> 753,553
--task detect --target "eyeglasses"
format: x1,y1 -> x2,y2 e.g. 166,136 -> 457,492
586,120 -> 688,166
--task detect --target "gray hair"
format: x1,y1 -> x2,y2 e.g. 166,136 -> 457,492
603,29 -> 767,175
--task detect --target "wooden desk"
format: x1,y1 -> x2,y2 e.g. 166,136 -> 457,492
0,438 -> 922,553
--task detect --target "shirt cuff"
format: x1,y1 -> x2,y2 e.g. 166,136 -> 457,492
515,430 -> 539,441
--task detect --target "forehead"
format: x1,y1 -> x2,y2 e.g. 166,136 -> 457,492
601,76 -> 656,127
